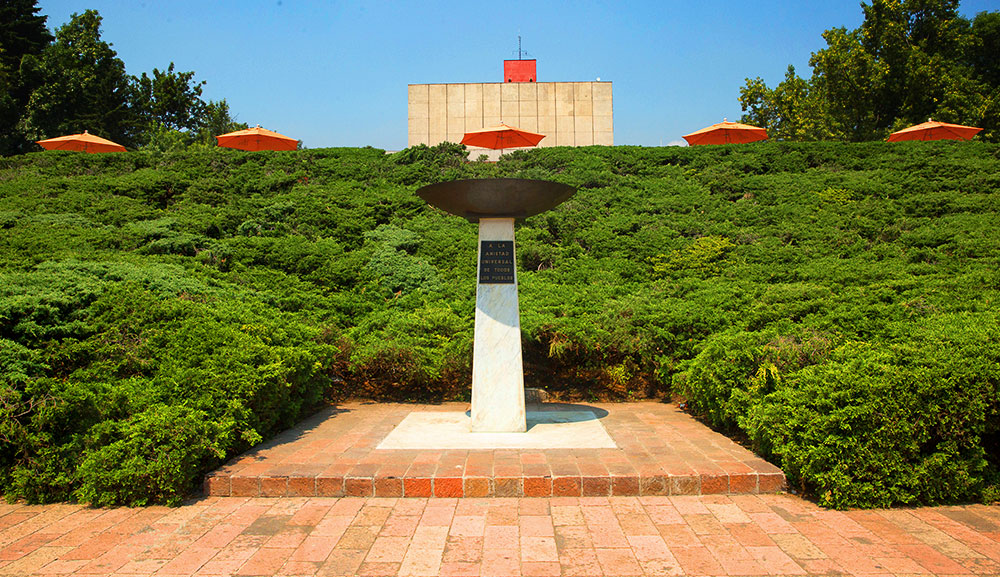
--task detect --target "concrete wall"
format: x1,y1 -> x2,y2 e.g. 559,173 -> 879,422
408,81 -> 613,149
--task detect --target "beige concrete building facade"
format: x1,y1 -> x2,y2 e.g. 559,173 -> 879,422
407,81 -> 613,149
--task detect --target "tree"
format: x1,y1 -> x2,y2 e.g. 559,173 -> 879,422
133,72 -> 250,150
738,0 -> 999,141
968,11 -> 1000,88
143,99 -> 248,151
194,99 -> 247,145
18,9 -> 246,150
857,0 -> 910,125
0,0 -> 52,74
809,26 -> 891,140
131,63 -> 220,148
968,12 -> 1000,142
903,0 -> 967,58
21,10 -> 137,147
740,66 -> 832,141
899,45 -> 986,128
0,0 -> 53,155
133,63 -> 207,132
5,7 -> 248,154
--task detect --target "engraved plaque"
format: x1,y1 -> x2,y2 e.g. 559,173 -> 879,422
479,241 -> 515,284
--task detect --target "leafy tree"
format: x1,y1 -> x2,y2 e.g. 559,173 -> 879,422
0,0 -> 51,73
739,66 -> 833,140
968,12 -> 1000,140
132,63 -> 207,133
21,10 -> 137,147
131,65 -> 251,150
143,98 -> 248,151
810,25 -> 897,140
969,11 -> 1000,87
0,0 -> 53,155
15,8 -> 247,152
193,99 -> 248,146
739,76 -> 783,134
903,0 -> 967,58
739,0 -> 999,141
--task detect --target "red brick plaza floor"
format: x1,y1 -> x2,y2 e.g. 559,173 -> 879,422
4,401 -> 1000,576
2,495 -> 999,576
204,402 -> 786,499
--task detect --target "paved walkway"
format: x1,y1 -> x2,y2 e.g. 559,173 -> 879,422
1,494 -> 999,576
205,403 -> 785,498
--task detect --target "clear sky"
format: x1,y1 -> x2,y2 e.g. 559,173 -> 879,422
36,0 -> 999,149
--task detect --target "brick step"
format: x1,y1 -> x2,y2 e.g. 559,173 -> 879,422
206,470 -> 785,498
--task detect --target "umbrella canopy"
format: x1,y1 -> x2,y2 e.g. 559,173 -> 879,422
461,123 -> 546,150
682,120 -> 768,145
36,131 -> 126,153
887,120 -> 983,142
216,125 -> 298,151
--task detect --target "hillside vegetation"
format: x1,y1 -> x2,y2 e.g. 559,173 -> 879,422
1,142 -> 998,508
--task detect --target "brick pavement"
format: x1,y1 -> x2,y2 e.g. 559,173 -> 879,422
204,402 -> 786,498
1,494 -> 999,576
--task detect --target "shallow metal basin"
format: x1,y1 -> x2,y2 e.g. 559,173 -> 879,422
416,178 -> 576,222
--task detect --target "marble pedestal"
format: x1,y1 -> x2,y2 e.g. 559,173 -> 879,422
470,218 -> 526,432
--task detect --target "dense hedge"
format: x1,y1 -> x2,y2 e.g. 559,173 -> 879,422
1,141 -> 998,507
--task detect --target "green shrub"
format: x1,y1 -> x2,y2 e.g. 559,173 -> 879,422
678,314 -> 1000,509
75,405 -> 228,506
1,142 -> 999,507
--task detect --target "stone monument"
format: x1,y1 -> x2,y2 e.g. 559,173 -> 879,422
416,178 -> 575,432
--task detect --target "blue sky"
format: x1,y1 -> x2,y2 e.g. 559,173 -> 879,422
37,1 -> 999,149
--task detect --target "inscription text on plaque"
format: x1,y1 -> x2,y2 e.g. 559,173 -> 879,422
479,241 -> 515,284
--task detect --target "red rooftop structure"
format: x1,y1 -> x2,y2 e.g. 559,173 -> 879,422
504,59 -> 536,82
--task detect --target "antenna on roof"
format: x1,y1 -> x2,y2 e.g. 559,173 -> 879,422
511,34 -> 532,60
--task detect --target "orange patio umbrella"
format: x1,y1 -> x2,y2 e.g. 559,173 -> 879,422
461,123 -> 546,151
682,119 -> 768,145
887,119 -> 983,142
36,130 -> 126,153
216,125 -> 298,151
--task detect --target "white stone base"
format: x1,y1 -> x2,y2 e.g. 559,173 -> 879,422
375,411 -> 618,450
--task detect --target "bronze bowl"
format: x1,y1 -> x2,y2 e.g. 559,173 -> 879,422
416,178 -> 576,222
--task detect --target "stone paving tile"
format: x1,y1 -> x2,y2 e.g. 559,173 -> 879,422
0,495 -> 997,576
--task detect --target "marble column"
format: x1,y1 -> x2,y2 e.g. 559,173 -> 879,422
470,218 -> 526,432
